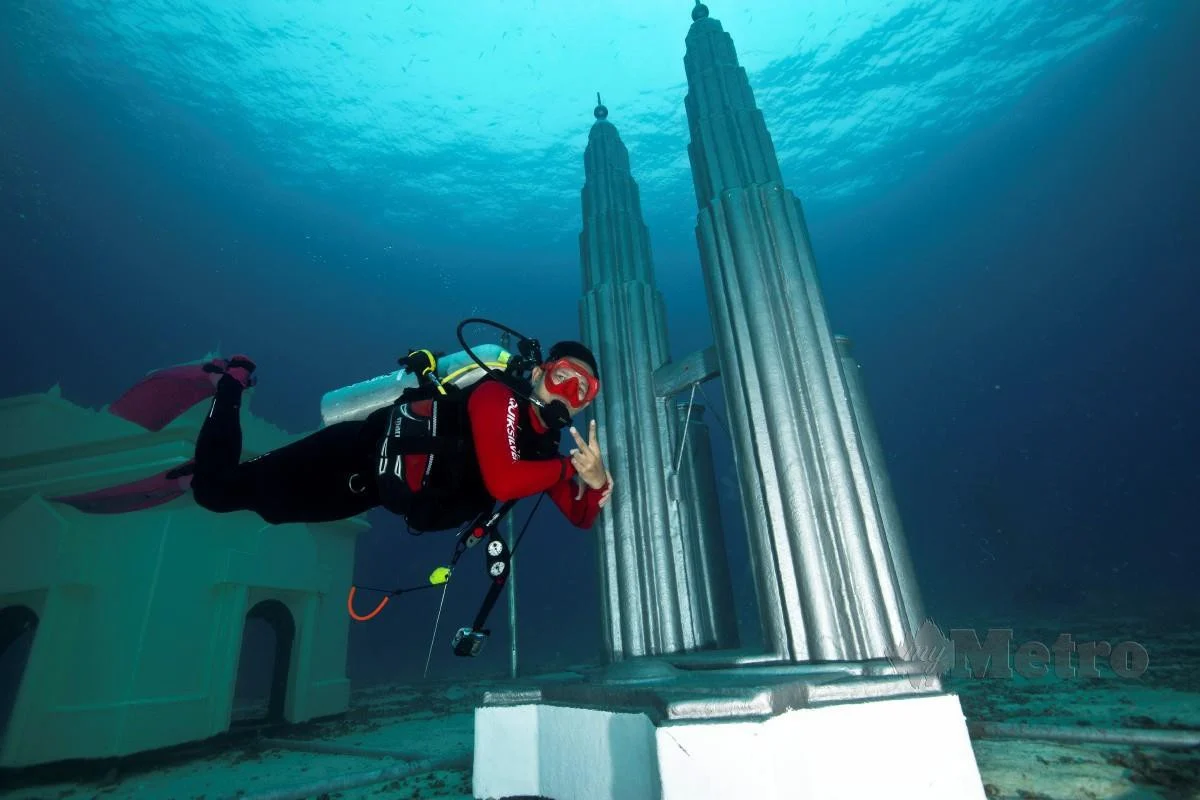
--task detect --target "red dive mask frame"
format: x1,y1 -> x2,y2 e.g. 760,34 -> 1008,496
542,357 -> 599,406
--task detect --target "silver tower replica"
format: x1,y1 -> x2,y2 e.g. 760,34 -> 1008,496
578,94 -> 739,662
682,3 -> 927,663
474,4 -> 986,798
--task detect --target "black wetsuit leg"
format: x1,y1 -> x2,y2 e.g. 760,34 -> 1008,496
190,375 -> 385,524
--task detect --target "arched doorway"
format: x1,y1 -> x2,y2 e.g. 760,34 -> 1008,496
0,605 -> 38,748
231,600 -> 295,726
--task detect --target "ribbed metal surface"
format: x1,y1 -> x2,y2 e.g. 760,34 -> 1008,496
835,335 -> 926,638
683,10 -> 923,661
578,106 -> 736,660
673,402 -> 739,649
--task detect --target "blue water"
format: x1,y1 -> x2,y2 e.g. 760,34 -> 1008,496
2,0 -> 1197,690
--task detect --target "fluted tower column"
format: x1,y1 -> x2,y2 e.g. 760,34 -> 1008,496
835,335 -> 926,633
683,2 -> 923,661
672,402 -> 739,648
578,96 -> 737,660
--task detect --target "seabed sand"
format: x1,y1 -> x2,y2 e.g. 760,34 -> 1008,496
1,679 -> 482,800
946,614 -> 1200,799
2,616 -> 1197,800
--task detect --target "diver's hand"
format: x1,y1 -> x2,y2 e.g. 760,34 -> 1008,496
569,420 -> 608,490
575,469 -> 614,507
597,470 -> 614,508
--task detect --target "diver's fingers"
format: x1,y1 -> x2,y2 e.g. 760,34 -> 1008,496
569,426 -> 587,448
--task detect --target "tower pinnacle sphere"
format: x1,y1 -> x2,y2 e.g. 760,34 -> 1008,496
594,92 -> 608,120
692,1 -> 709,22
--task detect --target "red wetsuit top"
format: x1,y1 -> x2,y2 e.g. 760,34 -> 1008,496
462,379 -> 607,529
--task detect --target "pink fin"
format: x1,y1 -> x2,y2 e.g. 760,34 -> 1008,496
51,464 -> 194,514
108,365 -> 216,431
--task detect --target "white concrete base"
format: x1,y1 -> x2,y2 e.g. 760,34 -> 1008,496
473,692 -> 986,800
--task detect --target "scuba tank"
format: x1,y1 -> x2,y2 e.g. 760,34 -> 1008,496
319,343 -> 512,427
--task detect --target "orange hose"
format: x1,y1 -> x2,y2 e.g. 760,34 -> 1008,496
347,586 -> 390,622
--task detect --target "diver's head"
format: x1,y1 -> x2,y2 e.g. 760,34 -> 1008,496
529,340 -> 600,426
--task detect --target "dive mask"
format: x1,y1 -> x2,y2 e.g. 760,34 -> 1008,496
543,358 -> 600,406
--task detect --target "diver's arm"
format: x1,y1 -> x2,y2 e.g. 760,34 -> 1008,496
468,380 -> 576,501
546,475 -> 606,529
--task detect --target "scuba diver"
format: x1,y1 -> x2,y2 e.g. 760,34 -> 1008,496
54,325 -> 613,534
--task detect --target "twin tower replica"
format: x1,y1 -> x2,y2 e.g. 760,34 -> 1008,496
473,4 -> 986,799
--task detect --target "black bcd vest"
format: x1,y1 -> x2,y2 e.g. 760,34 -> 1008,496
374,376 -> 561,533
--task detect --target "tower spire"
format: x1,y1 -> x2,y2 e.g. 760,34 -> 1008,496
594,92 -> 608,120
